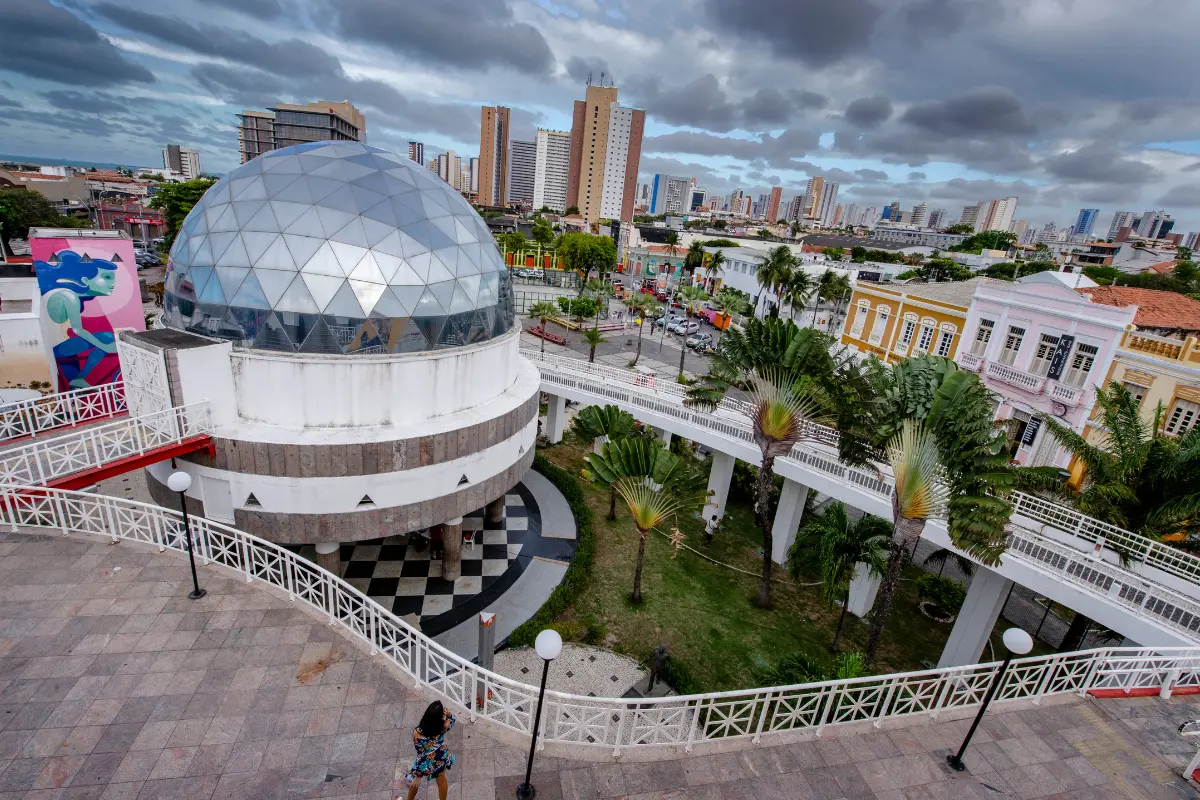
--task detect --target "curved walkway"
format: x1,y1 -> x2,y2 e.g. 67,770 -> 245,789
1,530 -> 1198,799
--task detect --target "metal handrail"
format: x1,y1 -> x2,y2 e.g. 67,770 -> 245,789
0,382 -> 127,442
3,484 -> 1198,756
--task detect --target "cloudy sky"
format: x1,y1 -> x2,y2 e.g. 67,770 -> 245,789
3,0 -> 1200,233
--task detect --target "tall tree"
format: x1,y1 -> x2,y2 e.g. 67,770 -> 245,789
0,188 -> 88,256
755,245 -> 796,317
624,292 -> 660,367
858,356 -> 1013,663
708,288 -> 751,346
557,232 -> 616,294
147,178 -> 217,251
704,250 -> 726,292
527,300 -> 559,354
571,404 -> 636,520
664,231 -> 680,263
787,502 -> 891,652
779,268 -> 814,324
582,327 -> 605,363
683,240 -> 706,278
674,285 -> 709,380
583,438 -> 708,602
821,272 -> 852,333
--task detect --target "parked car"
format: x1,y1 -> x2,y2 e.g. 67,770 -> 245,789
656,313 -> 684,329
686,332 -> 713,349
678,320 -> 701,335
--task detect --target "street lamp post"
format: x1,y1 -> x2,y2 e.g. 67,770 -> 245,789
516,629 -> 562,799
167,471 -> 206,600
946,627 -> 1034,772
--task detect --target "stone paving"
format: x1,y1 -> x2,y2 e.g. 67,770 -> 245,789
2,528 -> 1199,799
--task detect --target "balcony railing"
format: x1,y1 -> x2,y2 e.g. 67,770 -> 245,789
1048,381 -> 1085,406
985,361 -> 1046,393
958,352 -> 984,372
1124,331 -> 1198,364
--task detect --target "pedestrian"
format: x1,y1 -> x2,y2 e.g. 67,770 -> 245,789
402,701 -> 455,800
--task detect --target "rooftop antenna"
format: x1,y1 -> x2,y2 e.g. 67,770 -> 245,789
600,71 -> 606,87
586,71 -> 592,87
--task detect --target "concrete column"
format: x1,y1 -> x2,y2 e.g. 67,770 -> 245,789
846,562 -> 881,618
770,478 -> 810,565
937,566 -> 1014,668
703,451 -> 736,523
485,496 -> 506,525
442,517 -> 464,581
658,427 -> 673,446
545,394 -> 566,444
314,542 -> 341,576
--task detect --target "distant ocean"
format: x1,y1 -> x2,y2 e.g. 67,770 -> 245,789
0,153 -> 154,171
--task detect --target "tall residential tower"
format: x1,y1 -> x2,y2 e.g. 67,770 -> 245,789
566,84 -> 645,222
533,129 -> 571,212
478,106 -> 510,207
236,101 -> 365,163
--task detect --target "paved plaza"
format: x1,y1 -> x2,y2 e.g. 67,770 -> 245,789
2,529 -> 1199,799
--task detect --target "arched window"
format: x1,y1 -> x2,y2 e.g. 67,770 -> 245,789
850,300 -> 870,337
935,323 -> 958,357
868,304 -> 892,345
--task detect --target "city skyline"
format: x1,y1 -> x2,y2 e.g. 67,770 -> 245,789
2,0 -> 1200,230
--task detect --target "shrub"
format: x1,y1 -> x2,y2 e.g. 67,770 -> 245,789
659,654 -> 703,695
915,574 -> 967,614
507,453 -> 596,647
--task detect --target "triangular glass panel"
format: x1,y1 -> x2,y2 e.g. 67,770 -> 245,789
268,201 -> 309,232
307,159 -> 350,181
414,286 -> 446,317
350,185 -> 387,214
360,217 -> 393,249
329,242 -> 367,275
301,273 -> 344,313
448,283 -> 474,314
318,186 -> 362,215
299,242 -> 344,277
283,205 -> 322,236
187,234 -> 208,262
197,272 -> 227,304
349,252 -> 385,284
282,233 -> 324,267
314,206 -> 355,238
372,252 -> 404,283
206,181 -> 231,206
372,230 -> 405,259
413,316 -> 446,350
391,284 -> 425,315
276,274 -> 321,314
406,251 -> 432,282
189,266 -> 215,299
254,268 -> 296,306
241,231 -> 277,265
205,231 -> 238,263
339,160 -> 376,182
348,279 -> 386,316
209,205 -> 239,233
261,155 -> 304,174
398,230 -> 429,259
297,317 -> 343,354
230,271 -> 271,310
244,493 -> 261,507
453,218 -> 478,244
261,172 -> 302,198
255,237 -> 295,270
457,274 -> 482,303
237,177 -> 268,202
434,246 -> 458,273
330,217 -> 369,248
456,246 -> 482,277
215,266 -> 250,299
273,177 -> 315,205
231,201 -> 264,227
357,495 -> 375,507
427,279 -> 455,312
431,215 -> 459,242
242,203 -> 280,233
372,287 -> 410,317
323,280 -> 364,317
390,197 -> 425,227
389,261 -> 423,286
421,194 -> 451,219
361,199 -> 399,228
346,318 -> 387,353
255,312 -> 297,351
215,235 -> 250,268
426,254 -> 455,284
390,317 -> 428,353
350,171 -> 391,196
424,224 -> 456,251
300,176 -> 343,203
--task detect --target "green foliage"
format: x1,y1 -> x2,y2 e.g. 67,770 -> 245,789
949,229 -> 1017,254
850,247 -> 906,264
565,206 -> 580,215
821,247 -> 845,260
147,178 -> 217,250
758,228 -> 772,239
556,231 -> 617,284
943,223 -> 975,234
659,655 -> 703,694
555,295 -> 598,319
571,404 -> 636,444
0,188 -> 88,255
787,503 -> 891,607
759,649 -> 869,686
684,240 -> 706,273
982,260 -> 1058,281
507,454 -> 596,647
1113,267 -> 1199,297
527,300 -> 558,322
497,231 -> 526,253
581,327 -> 605,360
915,574 -> 967,613
713,219 -> 728,230
1082,265 -> 1122,285
697,238 -> 739,248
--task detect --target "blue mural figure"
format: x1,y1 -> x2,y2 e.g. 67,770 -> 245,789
35,251 -> 121,390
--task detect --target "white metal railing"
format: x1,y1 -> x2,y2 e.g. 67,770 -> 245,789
0,382 -> 127,442
985,361 -> 1046,393
3,484 -> 1199,756
0,403 -> 212,486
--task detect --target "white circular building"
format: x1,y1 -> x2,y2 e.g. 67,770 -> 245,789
126,142 -> 540,577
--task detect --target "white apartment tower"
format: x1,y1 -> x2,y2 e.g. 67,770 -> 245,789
910,203 -> 928,227
533,129 -> 571,212
507,140 -> 536,206
162,145 -> 201,180
600,104 -> 637,220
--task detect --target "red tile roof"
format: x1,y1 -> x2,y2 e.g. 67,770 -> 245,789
1145,261 -> 1179,274
1078,286 -> 1200,330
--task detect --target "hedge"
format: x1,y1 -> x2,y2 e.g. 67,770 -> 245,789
506,453 -> 596,647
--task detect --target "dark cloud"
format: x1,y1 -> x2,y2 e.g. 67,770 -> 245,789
0,95 -> 20,108
901,86 -> 1035,137
565,56 -> 612,85
844,96 -> 892,129
629,75 -> 822,133
642,128 -> 820,169
855,168 -> 889,181
898,0 -> 991,39
705,0 -> 878,67
1042,144 -> 1161,186
0,0 -> 153,87
908,171 -> 926,181
1158,184 -> 1200,208
741,88 -> 801,128
43,90 -> 158,115
321,0 -> 554,75
1183,161 -> 1200,173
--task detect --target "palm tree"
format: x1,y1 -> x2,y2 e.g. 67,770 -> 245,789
571,405 -> 636,520
704,250 -> 726,293
625,292 -> 660,367
1040,382 -> 1200,540
674,285 -> 709,380
686,320 -> 865,607
527,300 -> 560,354
583,278 -> 609,329
583,437 -> 708,602
708,288 -> 750,347
755,245 -> 795,317
822,272 -> 852,333
582,327 -> 605,363
664,231 -> 680,266
923,548 -> 976,579
780,269 -> 814,324
858,356 -> 1014,664
683,240 -> 705,279
787,502 -> 891,652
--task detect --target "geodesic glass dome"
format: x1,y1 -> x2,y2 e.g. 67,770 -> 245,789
163,141 -> 514,354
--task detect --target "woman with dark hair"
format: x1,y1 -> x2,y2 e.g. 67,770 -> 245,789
402,700 -> 455,800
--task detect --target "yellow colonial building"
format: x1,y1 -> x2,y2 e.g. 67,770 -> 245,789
1079,287 -> 1200,445
839,278 -> 1006,363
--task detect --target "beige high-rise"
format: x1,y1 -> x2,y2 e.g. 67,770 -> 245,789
478,106 -> 510,207
566,85 -> 644,223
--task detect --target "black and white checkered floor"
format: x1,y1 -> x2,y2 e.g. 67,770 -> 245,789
295,481 -> 573,636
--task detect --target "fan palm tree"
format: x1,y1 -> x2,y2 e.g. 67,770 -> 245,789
755,245 -> 795,317
664,231 -> 680,263
527,300 -> 560,354
858,356 -> 1014,664
686,320 -> 871,607
821,272 -> 853,333
625,292 -> 660,367
683,240 -> 705,278
788,502 -> 891,652
1040,382 -> 1200,540
583,437 -> 708,602
583,278 -> 609,330
571,405 -> 636,520
581,327 -> 605,362
674,285 -> 709,380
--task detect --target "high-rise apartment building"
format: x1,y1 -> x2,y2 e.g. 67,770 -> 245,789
960,203 -> 982,230
236,101 -> 365,163
802,177 -> 824,218
784,195 -> 803,223
816,183 -> 840,226
533,129 -> 571,212
689,188 -> 707,211
507,140 -> 536,206
1136,210 -> 1172,239
436,150 -> 461,189
766,186 -> 782,222
162,144 -> 201,180
469,157 -> 480,195
1073,208 -> 1099,237
1185,231 -> 1200,250
407,141 -> 424,166
909,203 -> 928,227
478,106 -> 510,206
1108,211 -> 1136,240
566,84 -> 645,222
1011,220 -> 1029,244
926,208 -> 947,230
976,197 -> 1018,232
649,174 -> 689,215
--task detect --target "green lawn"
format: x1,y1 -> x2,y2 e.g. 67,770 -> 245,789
538,439 -> 1052,692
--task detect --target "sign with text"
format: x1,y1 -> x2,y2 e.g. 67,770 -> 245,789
1021,415 -> 1043,447
1047,334 -> 1075,381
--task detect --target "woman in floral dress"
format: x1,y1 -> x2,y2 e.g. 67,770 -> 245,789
402,701 -> 455,800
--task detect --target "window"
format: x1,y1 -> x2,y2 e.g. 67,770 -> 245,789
999,326 -> 1025,366
898,319 -> 917,348
850,302 -> 869,337
1165,399 -> 1200,436
1062,343 -> 1098,388
868,307 -> 890,345
935,329 -> 955,357
1122,382 -> 1147,406
1030,333 -> 1060,377
915,325 -> 934,353
971,319 -> 994,357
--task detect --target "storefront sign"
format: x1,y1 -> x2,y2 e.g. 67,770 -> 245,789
1021,415 -> 1042,447
1047,334 -> 1075,380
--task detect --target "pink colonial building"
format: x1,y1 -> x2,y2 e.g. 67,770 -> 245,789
955,272 -> 1136,468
